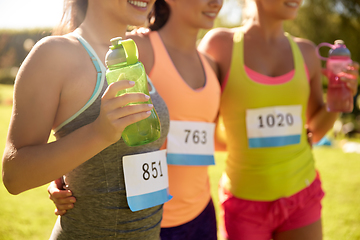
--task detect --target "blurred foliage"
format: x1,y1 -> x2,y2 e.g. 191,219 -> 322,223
0,28 -> 52,84
284,0 -> 360,67
283,0 -> 360,117
1,1 -> 360,83
0,1 -> 359,114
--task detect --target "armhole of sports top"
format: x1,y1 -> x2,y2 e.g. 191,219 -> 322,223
221,30 -> 242,93
53,33 -> 106,134
147,75 -> 156,94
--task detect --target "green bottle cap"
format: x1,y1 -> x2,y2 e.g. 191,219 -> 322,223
105,37 -> 139,67
121,39 -> 139,65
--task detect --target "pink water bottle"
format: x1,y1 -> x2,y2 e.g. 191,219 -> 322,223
316,40 -> 353,113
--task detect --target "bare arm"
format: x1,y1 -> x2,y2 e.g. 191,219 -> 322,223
298,38 -> 358,143
198,27 -> 235,84
197,28 -> 237,150
2,37 -> 154,195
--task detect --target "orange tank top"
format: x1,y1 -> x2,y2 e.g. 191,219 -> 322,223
148,31 -> 221,227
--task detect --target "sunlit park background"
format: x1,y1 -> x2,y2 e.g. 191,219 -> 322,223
1,0 -> 360,239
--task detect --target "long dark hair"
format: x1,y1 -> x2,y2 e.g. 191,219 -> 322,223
148,0 -> 171,31
52,0 -> 88,35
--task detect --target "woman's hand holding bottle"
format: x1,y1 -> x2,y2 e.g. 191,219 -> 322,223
339,61 -> 359,96
92,80 -> 153,145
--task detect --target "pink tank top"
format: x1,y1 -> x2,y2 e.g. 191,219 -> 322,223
222,65 -> 309,92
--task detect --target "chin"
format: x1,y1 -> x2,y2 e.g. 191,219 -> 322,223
202,25 -> 214,30
287,14 -> 298,20
129,18 -> 148,27
287,11 -> 299,19
280,13 -> 298,20
198,22 -> 215,30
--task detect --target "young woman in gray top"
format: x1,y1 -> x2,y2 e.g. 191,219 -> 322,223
2,0 -> 170,239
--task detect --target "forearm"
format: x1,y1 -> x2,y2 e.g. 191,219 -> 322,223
307,105 -> 339,143
2,123 -> 110,195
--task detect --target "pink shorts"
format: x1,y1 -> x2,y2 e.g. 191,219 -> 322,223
219,174 -> 324,240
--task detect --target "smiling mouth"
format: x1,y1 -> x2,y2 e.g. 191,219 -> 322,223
285,2 -> 299,7
204,12 -> 218,18
128,0 -> 148,8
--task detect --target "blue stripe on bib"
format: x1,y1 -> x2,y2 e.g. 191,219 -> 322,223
167,153 -> 215,166
248,135 -> 301,148
127,188 -> 172,212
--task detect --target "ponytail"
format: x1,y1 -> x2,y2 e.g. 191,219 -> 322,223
52,0 -> 88,35
148,0 -> 171,31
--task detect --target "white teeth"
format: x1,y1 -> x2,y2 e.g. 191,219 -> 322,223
285,2 -> 299,7
204,12 -> 217,17
128,0 -> 147,8
285,2 -> 298,7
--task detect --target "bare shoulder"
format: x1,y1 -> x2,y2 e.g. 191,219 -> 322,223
203,27 -> 236,40
19,35 -> 84,80
198,27 -> 236,52
28,35 -> 82,63
14,34 -> 91,98
292,37 -> 317,56
126,31 -> 151,45
198,27 -> 240,82
126,32 -> 152,57
198,27 -> 238,63
291,36 -> 321,80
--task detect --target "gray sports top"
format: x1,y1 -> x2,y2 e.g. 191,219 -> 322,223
49,34 -> 170,240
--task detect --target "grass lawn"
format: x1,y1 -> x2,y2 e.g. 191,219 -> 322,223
1,84 -> 360,239
0,107 -> 56,240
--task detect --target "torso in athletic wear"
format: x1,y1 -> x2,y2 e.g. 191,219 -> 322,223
49,33 -> 170,240
148,31 -> 221,227
219,30 -> 316,201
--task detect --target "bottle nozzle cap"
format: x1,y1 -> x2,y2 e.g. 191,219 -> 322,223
334,39 -> 345,45
110,37 -> 123,49
105,38 -> 139,67
329,39 -> 351,58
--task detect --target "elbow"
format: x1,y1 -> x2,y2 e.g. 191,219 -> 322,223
2,173 -> 23,195
2,148 -> 25,195
2,158 -> 25,195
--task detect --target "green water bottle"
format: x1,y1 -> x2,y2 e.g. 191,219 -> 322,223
105,37 -> 161,146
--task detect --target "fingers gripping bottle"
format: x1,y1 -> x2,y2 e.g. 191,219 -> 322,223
105,37 -> 161,146
316,40 -> 353,113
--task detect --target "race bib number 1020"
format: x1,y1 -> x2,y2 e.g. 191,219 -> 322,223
246,105 -> 303,148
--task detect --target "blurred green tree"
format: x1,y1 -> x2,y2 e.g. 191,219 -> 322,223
284,0 -> 360,65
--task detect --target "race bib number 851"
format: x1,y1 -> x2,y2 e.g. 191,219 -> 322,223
246,105 -> 303,148
123,150 -> 172,212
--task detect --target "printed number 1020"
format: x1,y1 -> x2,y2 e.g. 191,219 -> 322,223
258,113 -> 294,128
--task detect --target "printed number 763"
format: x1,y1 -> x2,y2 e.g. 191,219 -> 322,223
184,129 -> 207,144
